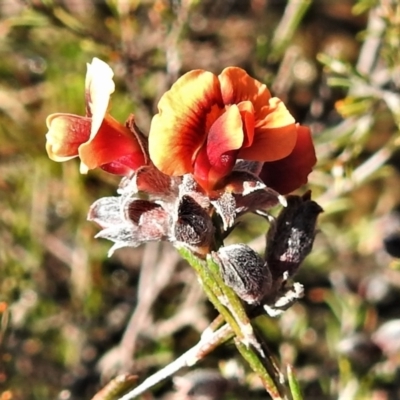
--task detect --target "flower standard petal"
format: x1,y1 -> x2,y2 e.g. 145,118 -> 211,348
85,58 -> 115,140
46,113 -> 91,161
238,97 -> 297,161
218,67 -> 271,112
148,70 -> 223,176
259,125 -> 316,194
78,114 -> 147,174
219,69 -> 297,161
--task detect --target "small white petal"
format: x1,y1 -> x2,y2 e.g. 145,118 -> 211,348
85,57 -> 115,140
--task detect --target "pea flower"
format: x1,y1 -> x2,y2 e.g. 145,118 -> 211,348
148,67 -> 316,193
45,58 -> 147,175
46,60 -> 318,256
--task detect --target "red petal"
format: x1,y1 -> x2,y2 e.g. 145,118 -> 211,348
99,155 -> 145,176
207,105 -> 244,172
193,105 -> 243,190
148,70 -> 223,176
259,125 -> 316,194
46,113 -> 91,161
79,114 -> 146,174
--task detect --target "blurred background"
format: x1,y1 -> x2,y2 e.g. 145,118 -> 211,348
1,0 -> 400,399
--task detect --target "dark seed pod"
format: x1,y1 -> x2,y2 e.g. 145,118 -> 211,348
266,191 -> 323,280
213,244 -> 272,304
172,195 -> 215,255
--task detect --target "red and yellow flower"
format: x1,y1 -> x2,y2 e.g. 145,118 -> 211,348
148,67 -> 315,194
46,58 -> 146,175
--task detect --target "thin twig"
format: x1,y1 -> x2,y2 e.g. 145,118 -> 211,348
235,339 -> 287,400
269,0 -> 312,62
117,323 -> 234,400
355,5 -> 385,77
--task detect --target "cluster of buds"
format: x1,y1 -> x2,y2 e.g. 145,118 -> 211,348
88,154 -> 286,257
45,58 -> 320,315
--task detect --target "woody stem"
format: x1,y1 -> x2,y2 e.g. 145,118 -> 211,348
178,247 -> 289,400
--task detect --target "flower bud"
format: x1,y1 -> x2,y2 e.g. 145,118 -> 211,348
266,191 -> 323,280
172,195 -> 215,255
213,244 -> 272,304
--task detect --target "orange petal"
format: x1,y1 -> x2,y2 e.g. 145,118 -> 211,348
45,113 -> 91,161
79,114 -> 146,174
259,125 -> 316,194
259,97 -> 296,128
218,67 -> 271,113
148,70 -> 223,176
85,58 -> 115,140
237,101 -> 255,148
238,97 -> 297,161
